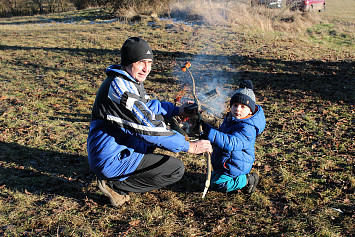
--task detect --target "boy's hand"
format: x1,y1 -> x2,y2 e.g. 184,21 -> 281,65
188,140 -> 212,154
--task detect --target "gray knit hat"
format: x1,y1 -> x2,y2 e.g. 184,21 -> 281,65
121,37 -> 153,66
230,80 -> 256,113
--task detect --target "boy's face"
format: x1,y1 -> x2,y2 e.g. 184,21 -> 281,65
230,102 -> 252,119
125,59 -> 153,83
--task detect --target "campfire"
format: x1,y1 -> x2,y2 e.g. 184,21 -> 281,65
173,86 -> 225,138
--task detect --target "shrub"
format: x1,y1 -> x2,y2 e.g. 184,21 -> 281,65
109,0 -> 173,15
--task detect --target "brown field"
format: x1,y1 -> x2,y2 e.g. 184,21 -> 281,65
0,0 -> 354,236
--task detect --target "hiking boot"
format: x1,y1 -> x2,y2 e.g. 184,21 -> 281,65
97,179 -> 130,206
243,173 -> 259,194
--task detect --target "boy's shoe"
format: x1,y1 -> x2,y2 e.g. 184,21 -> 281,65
97,179 -> 130,206
243,173 -> 259,194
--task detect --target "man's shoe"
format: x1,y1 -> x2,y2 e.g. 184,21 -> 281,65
243,173 -> 259,194
97,179 -> 130,206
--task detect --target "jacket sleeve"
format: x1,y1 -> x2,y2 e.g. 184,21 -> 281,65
134,100 -> 188,152
146,100 -> 180,118
138,132 -> 190,153
206,124 -> 255,152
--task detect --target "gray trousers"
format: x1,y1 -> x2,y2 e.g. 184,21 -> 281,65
108,153 -> 185,194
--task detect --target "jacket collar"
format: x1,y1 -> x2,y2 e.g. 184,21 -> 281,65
105,64 -> 138,83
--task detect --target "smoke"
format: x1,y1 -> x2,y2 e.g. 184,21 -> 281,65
169,0 -> 238,25
169,1 -> 246,118
177,54 -> 236,118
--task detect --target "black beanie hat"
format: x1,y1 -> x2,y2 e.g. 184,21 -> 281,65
121,37 -> 153,66
230,80 -> 256,113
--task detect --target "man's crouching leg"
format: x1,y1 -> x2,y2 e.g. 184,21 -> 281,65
110,154 -> 185,194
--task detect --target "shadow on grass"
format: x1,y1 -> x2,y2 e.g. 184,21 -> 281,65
0,9 -> 114,26
0,44 -> 120,57
49,112 -> 91,123
0,141 -> 207,204
0,141 -> 108,204
167,171 -> 207,193
1,43 -> 353,105
233,55 -> 355,104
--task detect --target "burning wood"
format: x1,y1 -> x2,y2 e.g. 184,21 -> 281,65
201,114 -> 222,128
203,88 -> 220,98
200,88 -> 221,105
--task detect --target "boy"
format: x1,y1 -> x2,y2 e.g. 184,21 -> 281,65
202,80 -> 266,194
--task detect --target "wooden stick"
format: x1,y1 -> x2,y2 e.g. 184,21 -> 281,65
181,62 -> 212,199
202,152 -> 212,198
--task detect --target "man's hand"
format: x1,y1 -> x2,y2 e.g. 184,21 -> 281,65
188,140 -> 213,154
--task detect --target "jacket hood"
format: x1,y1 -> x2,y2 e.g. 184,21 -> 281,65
105,64 -> 137,83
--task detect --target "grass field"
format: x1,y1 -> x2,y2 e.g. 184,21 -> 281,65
0,0 -> 354,236
323,0 -> 355,23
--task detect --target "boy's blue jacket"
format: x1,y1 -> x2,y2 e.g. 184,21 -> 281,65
204,105 -> 266,178
87,65 -> 189,180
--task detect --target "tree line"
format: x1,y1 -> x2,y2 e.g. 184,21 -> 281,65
0,0 -> 172,18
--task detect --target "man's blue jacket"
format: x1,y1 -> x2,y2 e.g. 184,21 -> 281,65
87,65 -> 189,180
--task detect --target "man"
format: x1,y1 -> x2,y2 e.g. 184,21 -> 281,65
87,37 -> 212,206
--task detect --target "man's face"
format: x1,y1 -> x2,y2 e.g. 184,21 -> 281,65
230,102 -> 252,119
125,59 -> 153,83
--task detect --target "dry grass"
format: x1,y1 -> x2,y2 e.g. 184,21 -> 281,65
169,0 -> 326,33
0,1 -> 354,236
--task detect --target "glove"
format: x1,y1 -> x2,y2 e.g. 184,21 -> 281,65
179,102 -> 197,117
184,103 -> 198,114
